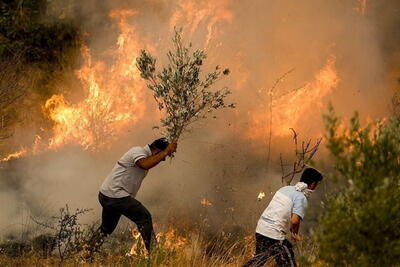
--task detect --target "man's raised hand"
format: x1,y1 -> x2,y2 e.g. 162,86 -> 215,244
165,142 -> 178,156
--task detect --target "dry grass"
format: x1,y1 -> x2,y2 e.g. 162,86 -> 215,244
0,224 -> 320,266
0,227 -> 257,267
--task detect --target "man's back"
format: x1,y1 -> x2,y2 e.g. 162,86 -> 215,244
256,186 -> 308,240
100,145 -> 151,198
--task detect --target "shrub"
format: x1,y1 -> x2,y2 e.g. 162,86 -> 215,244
0,240 -> 30,257
32,205 -> 93,263
315,106 -> 400,266
31,234 -> 56,257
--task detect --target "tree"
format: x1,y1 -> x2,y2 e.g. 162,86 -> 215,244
0,0 -> 81,98
0,0 -> 80,67
0,0 -> 81,144
315,106 -> 400,266
0,56 -> 28,139
136,29 -> 235,141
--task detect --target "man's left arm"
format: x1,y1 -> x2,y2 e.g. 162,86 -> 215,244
291,195 -> 307,241
135,143 -> 177,170
290,213 -> 302,241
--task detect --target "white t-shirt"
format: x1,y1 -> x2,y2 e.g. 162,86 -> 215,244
100,145 -> 152,198
256,186 -> 308,240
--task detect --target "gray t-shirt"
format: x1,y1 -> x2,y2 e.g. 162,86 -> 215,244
100,145 -> 151,198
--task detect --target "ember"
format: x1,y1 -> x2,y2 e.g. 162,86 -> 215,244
257,192 -> 266,201
200,198 -> 213,206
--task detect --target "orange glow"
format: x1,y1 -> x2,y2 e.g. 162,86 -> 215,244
355,0 -> 367,15
170,0 -> 233,45
248,55 -> 339,140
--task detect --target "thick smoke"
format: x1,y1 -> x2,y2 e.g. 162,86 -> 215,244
1,0 -> 400,238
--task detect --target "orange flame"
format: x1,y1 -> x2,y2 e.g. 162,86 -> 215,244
170,0 -> 233,45
1,9 -> 148,161
43,10 -> 145,151
129,227 -> 187,256
158,228 -> 187,250
0,135 -> 41,162
257,191 -> 266,201
248,55 -> 339,140
2,4 -> 234,161
200,197 -> 213,206
0,147 -> 28,162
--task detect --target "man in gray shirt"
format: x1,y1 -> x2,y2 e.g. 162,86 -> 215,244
87,138 -> 177,257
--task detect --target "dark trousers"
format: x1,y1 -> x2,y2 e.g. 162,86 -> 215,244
243,233 -> 296,267
98,192 -> 156,252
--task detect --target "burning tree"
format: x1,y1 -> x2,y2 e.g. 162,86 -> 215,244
136,29 -> 235,141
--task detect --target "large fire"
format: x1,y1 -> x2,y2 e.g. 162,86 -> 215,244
1,9 -> 147,161
44,10 -> 146,151
1,1 -> 342,162
248,55 -> 339,140
1,1 -> 235,162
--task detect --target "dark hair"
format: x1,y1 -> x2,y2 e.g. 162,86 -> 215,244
300,168 -> 323,185
150,138 -> 169,151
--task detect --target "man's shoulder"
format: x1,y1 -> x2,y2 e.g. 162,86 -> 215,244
126,145 -> 152,158
277,185 -> 295,194
278,186 -> 306,200
128,145 -> 152,154
127,146 -> 146,152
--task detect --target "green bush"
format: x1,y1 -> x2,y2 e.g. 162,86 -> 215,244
315,106 -> 400,266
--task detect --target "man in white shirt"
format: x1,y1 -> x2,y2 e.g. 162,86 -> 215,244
85,138 -> 177,257
243,168 -> 323,267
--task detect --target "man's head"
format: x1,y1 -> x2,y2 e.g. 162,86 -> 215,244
300,168 -> 323,190
149,138 -> 169,155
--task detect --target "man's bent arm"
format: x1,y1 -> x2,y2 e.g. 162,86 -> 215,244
136,151 -> 168,170
136,143 -> 177,170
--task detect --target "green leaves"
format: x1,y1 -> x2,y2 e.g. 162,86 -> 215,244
136,29 -> 234,141
316,107 -> 400,266
137,50 -> 156,80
